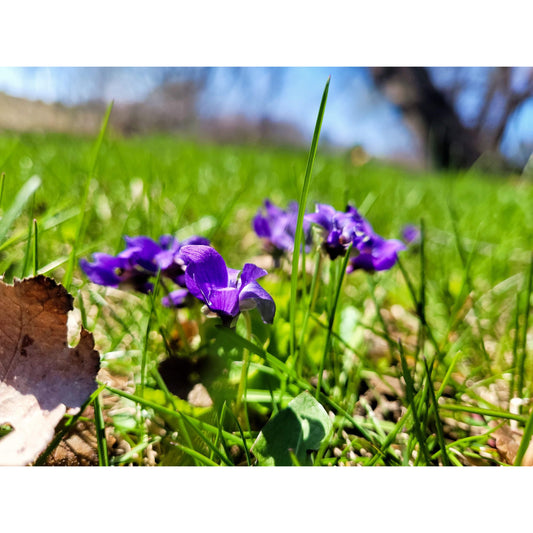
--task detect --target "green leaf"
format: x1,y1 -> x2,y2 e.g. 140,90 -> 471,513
251,391 -> 332,466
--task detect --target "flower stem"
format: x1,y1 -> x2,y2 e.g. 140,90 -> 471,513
316,245 -> 351,399
235,311 -> 252,431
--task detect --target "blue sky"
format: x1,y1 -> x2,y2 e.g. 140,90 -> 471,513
0,67 -> 531,164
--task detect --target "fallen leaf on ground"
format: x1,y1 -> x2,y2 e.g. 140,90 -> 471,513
492,424 -> 533,466
0,276 -> 100,466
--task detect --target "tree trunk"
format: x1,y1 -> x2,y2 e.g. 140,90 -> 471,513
370,67 -> 482,169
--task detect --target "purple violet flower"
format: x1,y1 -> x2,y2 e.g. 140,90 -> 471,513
81,234 -> 211,299
305,204 -> 366,260
348,228 -> 407,273
155,234 -> 210,285
305,203 -> 406,272
161,288 -> 191,308
179,245 -> 276,327
402,224 -> 421,245
80,236 -> 162,293
253,199 -> 312,259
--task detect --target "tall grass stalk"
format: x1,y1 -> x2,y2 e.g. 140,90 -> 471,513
235,311 -> 253,431
513,405 -> 533,465
439,403 -> 527,423
21,200 -> 34,278
517,252 -> 533,398
449,215 -> 491,367
63,101 -> 113,290
0,175 -> 41,247
289,78 -> 330,361
140,271 -> 161,396
32,218 -> 38,276
0,172 -> 5,208
510,293 -> 521,400
295,250 -> 324,374
398,340 -> 431,464
422,356 -> 450,465
94,392 -> 109,466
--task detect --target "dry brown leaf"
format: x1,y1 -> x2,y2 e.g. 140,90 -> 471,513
45,370 -> 133,466
0,276 -> 100,466
492,424 -> 533,466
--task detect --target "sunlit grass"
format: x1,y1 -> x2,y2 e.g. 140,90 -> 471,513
1,88 -> 533,465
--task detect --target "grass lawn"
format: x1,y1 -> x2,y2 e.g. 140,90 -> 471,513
1,96 -> 533,466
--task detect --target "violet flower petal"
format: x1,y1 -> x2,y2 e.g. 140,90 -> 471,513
350,237 -> 406,272
161,288 -> 190,308
304,203 -> 337,232
240,263 -> 267,287
253,212 -> 271,239
239,281 -> 276,324
402,224 -> 421,244
254,199 -> 311,255
80,254 -> 124,287
181,236 -> 211,247
181,245 -> 229,301
207,287 -> 241,318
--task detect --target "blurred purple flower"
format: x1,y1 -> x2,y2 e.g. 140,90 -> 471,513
306,203 -> 406,272
348,224 -> 406,273
402,224 -> 421,245
180,245 -> 276,327
161,288 -> 191,308
81,234 -> 211,300
305,204 -> 366,260
155,234 -> 210,285
253,199 -> 312,259
80,235 -> 162,293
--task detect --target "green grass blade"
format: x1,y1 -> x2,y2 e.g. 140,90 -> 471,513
419,218 -> 427,327
63,101 -> 113,290
514,406 -> 533,465
439,403 -> 527,423
149,366 -> 200,465
0,174 -> 41,246
140,270 -> 161,396
422,356 -> 450,465
398,340 -> 431,464
0,172 -> 5,208
103,384 -> 244,446
517,252 -> 533,397
32,218 -> 38,276
21,205 -> 34,278
510,293 -> 521,399
316,243 -> 351,399
179,411 -> 234,466
289,77 -> 330,360
94,392 -> 109,466
111,436 -> 162,465
224,406 -> 252,466
171,442 -> 219,466
436,349 -> 463,399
